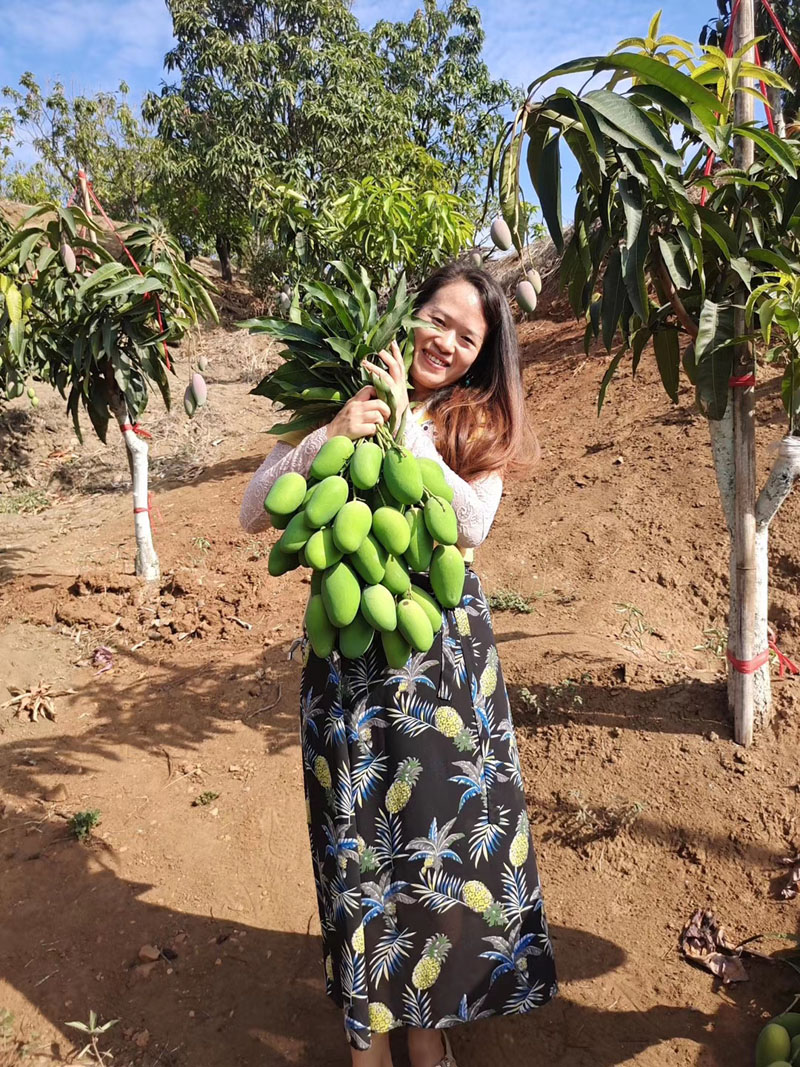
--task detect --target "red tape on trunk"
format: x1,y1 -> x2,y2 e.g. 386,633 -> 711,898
727,641 -> 800,678
120,422 -> 153,440
729,374 -> 756,388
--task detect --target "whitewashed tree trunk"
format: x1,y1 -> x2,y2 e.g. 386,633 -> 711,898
710,418 -> 800,732
106,381 -> 160,581
767,84 -> 786,139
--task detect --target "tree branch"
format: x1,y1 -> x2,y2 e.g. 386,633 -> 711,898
654,247 -> 699,340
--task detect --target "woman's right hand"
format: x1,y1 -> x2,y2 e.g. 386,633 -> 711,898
326,385 -> 392,440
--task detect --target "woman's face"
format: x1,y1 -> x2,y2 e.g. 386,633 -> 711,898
410,279 -> 488,398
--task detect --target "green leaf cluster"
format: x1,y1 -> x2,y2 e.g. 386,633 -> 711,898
0,203 -> 217,441
494,15 -> 800,425
240,263 -> 424,437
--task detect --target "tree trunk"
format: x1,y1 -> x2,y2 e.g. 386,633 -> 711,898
216,233 -> 233,282
767,84 -> 786,138
106,378 -> 160,582
710,419 -> 800,732
731,0 -> 758,746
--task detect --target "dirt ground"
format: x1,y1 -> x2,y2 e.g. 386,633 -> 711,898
1,280 -> 800,1067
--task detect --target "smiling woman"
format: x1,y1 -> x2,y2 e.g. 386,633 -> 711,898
240,258 -> 555,1067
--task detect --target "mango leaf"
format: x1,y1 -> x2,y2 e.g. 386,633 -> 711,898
531,132 -> 564,252
5,283 -> 22,324
696,204 -> 739,257
732,125 -> 798,178
629,84 -> 707,137
77,262 -> 126,297
653,327 -> 681,402
601,247 -> 626,352
597,349 -> 626,413
631,324 -> 652,376
499,132 -> 524,250
100,275 -> 163,301
682,342 -> 697,384
658,237 -> 693,290
783,178 -> 800,223
694,300 -> 735,420
529,52 -> 721,125
782,358 -> 800,423
583,89 -> 682,167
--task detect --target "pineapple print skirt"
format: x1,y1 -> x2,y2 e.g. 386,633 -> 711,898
299,569 -> 556,1049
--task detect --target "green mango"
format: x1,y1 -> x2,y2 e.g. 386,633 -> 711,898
430,545 -> 465,608
381,628 -> 411,669
305,594 -> 336,659
424,495 -> 458,546
383,449 -> 423,505
396,597 -> 434,653
405,507 -> 433,572
756,1023 -> 791,1067
349,534 -> 387,584
350,440 -> 383,489
773,1017 -> 800,1040
382,554 -> 411,596
418,457 -> 454,503
304,528 -> 343,571
265,471 -> 307,516
310,571 -> 322,595
310,435 -> 354,479
339,612 -> 375,659
322,561 -> 361,627
278,511 -> 314,553
333,499 -> 372,553
372,506 -> 411,556
361,583 -> 397,632
302,482 -> 318,507
305,475 -> 349,528
270,511 -> 292,530
268,542 -> 299,577
408,585 -> 444,633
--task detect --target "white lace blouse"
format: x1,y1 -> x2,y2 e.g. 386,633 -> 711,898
239,409 -> 503,550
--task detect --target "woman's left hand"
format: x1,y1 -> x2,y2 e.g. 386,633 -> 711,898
362,340 -> 409,433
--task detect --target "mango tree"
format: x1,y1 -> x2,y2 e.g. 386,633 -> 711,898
0,202 -> 217,579
493,17 -> 800,742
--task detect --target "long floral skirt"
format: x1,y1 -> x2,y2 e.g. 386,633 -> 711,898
299,568 -> 557,1050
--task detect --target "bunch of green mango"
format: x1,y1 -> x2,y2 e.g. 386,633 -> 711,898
755,1012 -> 800,1066
263,433 -> 465,664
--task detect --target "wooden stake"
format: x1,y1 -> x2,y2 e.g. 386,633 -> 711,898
732,0 -> 758,746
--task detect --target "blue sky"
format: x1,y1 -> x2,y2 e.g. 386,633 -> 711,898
1,0 -> 714,221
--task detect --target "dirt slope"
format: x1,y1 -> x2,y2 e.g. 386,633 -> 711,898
1,293 -> 799,1067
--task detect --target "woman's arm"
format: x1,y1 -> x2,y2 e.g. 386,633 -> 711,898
239,427 -> 328,534
402,417 -> 503,550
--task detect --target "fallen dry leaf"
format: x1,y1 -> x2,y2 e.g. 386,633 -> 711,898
2,681 -> 75,722
680,908 -> 748,983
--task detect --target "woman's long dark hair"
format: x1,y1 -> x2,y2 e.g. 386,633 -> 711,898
412,259 -> 537,482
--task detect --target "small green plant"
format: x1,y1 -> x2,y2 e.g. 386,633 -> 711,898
192,791 -> 219,807
517,678 -> 586,715
556,790 -> 645,850
487,589 -> 535,614
0,1009 -> 14,1042
68,810 -> 101,842
66,1010 -> 118,1064
191,536 -> 211,553
0,488 -> 50,515
615,602 -> 654,650
694,626 -> 728,659
245,538 -> 269,560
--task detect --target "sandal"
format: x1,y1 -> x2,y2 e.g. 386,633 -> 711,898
435,1032 -> 457,1067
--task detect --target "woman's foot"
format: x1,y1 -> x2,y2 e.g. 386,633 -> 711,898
351,1031 -> 393,1067
408,1028 -> 454,1067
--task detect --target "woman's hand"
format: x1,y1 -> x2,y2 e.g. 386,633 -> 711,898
326,385 -> 391,440
362,340 -> 409,431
